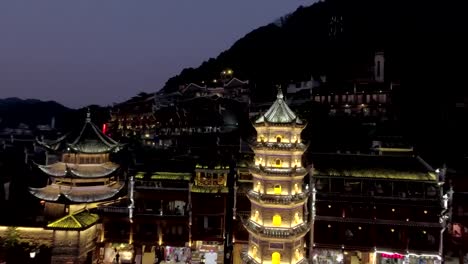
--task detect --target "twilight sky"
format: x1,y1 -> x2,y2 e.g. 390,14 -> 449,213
0,1 -> 315,109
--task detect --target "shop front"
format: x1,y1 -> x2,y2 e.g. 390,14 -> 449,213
407,253 -> 441,264
313,249 -> 344,264
376,252 -> 405,264
160,245 -> 192,264
191,241 -> 223,264
100,243 -> 135,264
375,251 -> 441,264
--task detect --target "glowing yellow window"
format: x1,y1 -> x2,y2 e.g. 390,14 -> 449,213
272,252 -> 281,264
275,159 -> 282,167
274,184 -> 281,194
251,246 -> 258,258
272,214 -> 282,226
276,136 -> 282,143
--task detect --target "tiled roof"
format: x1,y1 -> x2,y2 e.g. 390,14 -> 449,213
29,181 -> 125,203
47,210 -> 99,230
310,153 -> 437,181
255,89 -> 303,125
37,110 -> 123,154
37,162 -> 119,178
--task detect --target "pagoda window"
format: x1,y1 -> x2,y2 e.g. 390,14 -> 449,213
272,214 -> 281,226
295,212 -> 300,224
274,185 -> 281,195
275,159 -> 282,167
272,252 -> 281,264
276,136 -> 282,143
259,135 -> 265,143
251,246 -> 258,259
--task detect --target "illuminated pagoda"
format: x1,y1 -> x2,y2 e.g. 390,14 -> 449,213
30,110 -> 125,217
242,89 -> 309,264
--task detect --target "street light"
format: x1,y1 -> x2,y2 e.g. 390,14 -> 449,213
29,251 -> 36,259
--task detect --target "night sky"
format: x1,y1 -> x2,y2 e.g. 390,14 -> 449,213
0,1 -> 315,108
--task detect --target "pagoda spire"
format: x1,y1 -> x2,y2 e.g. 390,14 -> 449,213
276,85 -> 284,99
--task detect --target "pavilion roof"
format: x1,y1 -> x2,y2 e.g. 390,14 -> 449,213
46,209 -> 99,230
37,162 -> 119,178
37,110 -> 123,154
29,181 -> 124,203
255,89 -> 303,125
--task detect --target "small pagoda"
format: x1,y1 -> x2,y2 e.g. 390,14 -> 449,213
30,110 -> 125,217
242,89 -> 309,264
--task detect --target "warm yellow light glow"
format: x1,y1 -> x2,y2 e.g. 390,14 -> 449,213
358,226 -> 362,230
424,210 -> 428,214
392,208 -> 395,212
252,246 -> 258,259
295,249 -> 301,260
253,210 -> 259,222
273,214 -> 282,226
328,224 -> 331,228
391,229 -> 395,232
423,230 -> 426,234
272,252 -> 281,264
274,185 -> 281,194
328,205 -> 332,208
295,212 -> 300,224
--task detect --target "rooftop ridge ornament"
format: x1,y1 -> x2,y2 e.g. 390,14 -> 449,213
86,108 -> 91,122
276,86 -> 284,99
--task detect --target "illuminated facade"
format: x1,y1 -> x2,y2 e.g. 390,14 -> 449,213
243,89 -> 309,264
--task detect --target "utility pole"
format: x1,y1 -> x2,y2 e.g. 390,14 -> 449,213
309,165 -> 316,263
224,156 -> 237,264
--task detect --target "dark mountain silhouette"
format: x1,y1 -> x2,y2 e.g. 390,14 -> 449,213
0,98 -> 111,132
160,0 -> 467,163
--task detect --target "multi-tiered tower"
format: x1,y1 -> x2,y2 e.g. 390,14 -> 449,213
243,89 -> 309,264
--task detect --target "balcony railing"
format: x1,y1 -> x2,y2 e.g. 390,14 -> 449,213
247,190 -> 308,205
253,142 -> 307,151
243,220 -> 310,239
97,206 -> 129,214
314,215 -> 442,228
250,165 -> 307,177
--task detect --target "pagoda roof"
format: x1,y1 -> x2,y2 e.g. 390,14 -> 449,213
46,209 -> 99,230
29,181 -> 124,203
255,89 -> 303,125
37,110 -> 123,154
37,162 -> 119,178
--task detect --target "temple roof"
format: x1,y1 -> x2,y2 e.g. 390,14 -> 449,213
46,209 -> 99,230
29,181 -> 124,203
37,110 -> 123,154
255,89 -> 303,125
37,162 -> 119,178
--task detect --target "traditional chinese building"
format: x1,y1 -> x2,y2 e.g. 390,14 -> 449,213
309,152 -> 445,264
242,89 -> 309,264
30,111 -> 125,219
